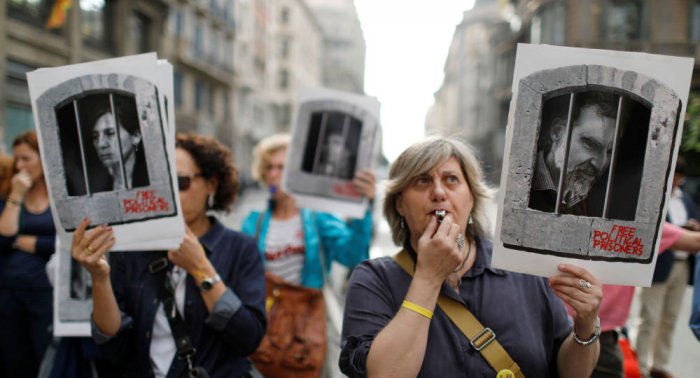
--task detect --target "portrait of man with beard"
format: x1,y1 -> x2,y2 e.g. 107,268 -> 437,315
529,91 -> 622,216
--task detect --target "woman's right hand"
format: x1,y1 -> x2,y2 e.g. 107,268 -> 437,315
414,215 -> 463,284
10,169 -> 32,199
71,218 -> 115,281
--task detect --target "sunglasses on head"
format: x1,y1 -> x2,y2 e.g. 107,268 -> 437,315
177,173 -> 203,191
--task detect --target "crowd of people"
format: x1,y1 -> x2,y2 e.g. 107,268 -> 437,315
0,130 -> 698,378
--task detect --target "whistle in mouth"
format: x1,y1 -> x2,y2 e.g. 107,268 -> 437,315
435,210 -> 446,224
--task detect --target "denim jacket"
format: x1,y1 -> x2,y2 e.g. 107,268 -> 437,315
241,202 -> 372,288
92,218 -> 267,377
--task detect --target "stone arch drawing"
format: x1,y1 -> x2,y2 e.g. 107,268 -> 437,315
500,65 -> 681,263
35,74 -> 176,231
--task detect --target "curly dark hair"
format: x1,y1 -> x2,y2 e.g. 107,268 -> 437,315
176,133 -> 239,212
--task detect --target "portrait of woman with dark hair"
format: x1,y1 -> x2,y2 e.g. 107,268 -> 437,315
57,93 -> 150,196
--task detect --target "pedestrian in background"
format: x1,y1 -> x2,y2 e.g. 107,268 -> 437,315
636,159 -> 699,378
242,133 -> 375,377
0,131 -> 56,378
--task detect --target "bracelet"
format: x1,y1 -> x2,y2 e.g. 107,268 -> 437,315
402,300 -> 433,320
6,198 -> 22,206
573,317 -> 601,346
192,247 -> 207,281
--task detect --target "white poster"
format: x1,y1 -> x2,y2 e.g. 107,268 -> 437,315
283,87 -> 381,219
493,44 -> 694,286
27,53 -> 184,252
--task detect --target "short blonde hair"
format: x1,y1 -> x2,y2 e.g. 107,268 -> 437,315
252,134 -> 291,184
383,136 -> 495,246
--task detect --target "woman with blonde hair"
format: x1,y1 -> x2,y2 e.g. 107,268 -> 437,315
242,133 -> 375,376
340,136 -> 602,377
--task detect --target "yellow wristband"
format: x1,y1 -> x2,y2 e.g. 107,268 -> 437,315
402,300 -> 433,320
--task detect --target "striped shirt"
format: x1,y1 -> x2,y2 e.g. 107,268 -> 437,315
264,214 -> 306,285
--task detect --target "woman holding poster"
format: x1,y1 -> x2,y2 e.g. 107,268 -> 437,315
241,133 -> 375,376
339,136 -> 603,378
0,131 -> 56,378
70,133 -> 266,377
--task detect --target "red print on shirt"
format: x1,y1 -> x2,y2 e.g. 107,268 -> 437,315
265,245 -> 305,261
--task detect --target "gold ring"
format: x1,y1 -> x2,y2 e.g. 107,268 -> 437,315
84,246 -> 95,256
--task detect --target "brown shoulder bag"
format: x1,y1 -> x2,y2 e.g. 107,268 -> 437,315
249,213 -> 328,378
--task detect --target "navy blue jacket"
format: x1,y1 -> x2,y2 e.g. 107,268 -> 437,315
0,199 -> 56,289
652,190 -> 698,284
92,218 -> 267,377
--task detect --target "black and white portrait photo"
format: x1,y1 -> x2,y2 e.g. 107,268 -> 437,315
302,111 -> 362,180
57,93 -> 150,196
283,87 -> 380,219
529,90 -> 650,220
493,44 -> 693,286
28,53 -> 185,252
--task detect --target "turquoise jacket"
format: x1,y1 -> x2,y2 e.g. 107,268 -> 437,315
242,202 -> 372,289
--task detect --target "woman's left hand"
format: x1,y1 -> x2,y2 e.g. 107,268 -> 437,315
353,169 -> 376,201
168,226 -> 207,275
549,264 -> 603,338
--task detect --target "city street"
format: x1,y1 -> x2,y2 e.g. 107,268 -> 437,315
222,186 -> 700,378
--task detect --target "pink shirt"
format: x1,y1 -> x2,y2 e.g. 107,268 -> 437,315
565,223 -> 685,331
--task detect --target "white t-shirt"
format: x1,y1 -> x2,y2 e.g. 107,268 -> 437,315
150,266 -> 187,378
264,214 -> 306,285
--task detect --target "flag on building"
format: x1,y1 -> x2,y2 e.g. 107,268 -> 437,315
46,0 -> 73,30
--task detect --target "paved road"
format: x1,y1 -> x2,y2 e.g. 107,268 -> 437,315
221,187 -> 700,377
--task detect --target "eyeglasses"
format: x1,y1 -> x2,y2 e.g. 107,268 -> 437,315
177,173 -> 203,191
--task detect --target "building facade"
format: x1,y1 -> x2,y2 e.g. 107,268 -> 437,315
306,0 -> 366,94
0,0 -> 169,153
428,0 -> 700,184
163,0 -> 235,145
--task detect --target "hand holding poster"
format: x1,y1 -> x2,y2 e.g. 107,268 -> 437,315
282,87 -> 381,218
27,53 -> 184,253
493,44 -> 694,286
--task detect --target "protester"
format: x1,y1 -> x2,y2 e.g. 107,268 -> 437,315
636,159 -> 698,378
340,136 -> 602,377
72,133 -> 266,377
565,222 -> 700,378
0,131 -> 56,378
241,133 -> 375,376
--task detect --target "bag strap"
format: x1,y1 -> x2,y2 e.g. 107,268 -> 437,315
393,250 -> 525,378
148,252 -> 206,377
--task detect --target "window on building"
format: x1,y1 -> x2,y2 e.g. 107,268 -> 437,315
132,12 -> 151,54
208,87 -> 215,116
223,93 -> 230,121
81,0 -> 114,52
195,24 -> 204,57
211,31 -> 219,64
530,1 -> 566,45
281,7 -> 289,24
601,1 -> 642,41
280,39 -> 290,58
278,103 -> 291,125
279,69 -> 289,89
692,1 -> 700,40
176,10 -> 184,36
7,0 -> 56,29
5,105 -> 35,153
174,71 -> 183,107
195,80 -> 203,111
